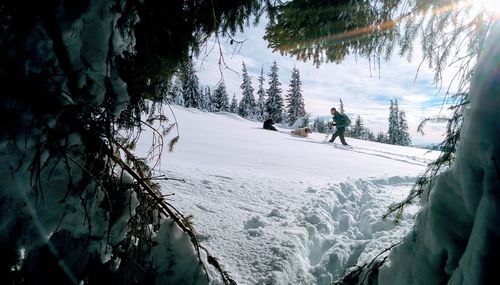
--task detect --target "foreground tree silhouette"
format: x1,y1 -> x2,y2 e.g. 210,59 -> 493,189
0,0 -> 261,284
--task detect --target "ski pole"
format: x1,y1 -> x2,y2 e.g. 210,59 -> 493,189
324,127 -> 332,142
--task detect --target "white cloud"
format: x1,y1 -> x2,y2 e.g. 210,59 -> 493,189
402,94 -> 431,103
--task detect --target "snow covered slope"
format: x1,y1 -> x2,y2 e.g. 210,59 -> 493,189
136,106 -> 440,284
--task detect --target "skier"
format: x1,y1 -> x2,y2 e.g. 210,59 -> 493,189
328,107 -> 350,145
263,118 -> 278,131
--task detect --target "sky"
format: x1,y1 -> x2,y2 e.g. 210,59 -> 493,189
195,19 -> 456,146
136,105 -> 441,284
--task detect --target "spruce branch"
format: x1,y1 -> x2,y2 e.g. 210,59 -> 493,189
203,247 -> 238,285
416,116 -> 449,135
333,241 -> 402,285
109,139 -> 217,282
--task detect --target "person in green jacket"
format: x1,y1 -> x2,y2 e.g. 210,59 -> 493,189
328,107 -> 350,145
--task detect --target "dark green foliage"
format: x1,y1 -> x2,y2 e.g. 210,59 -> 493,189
386,99 -> 411,146
213,82 -> 230,112
398,110 -> 411,146
375,131 -> 387,143
347,115 -> 368,140
387,100 -> 399,144
256,67 -> 268,120
264,0 -> 400,66
239,62 -> 257,118
285,67 -> 306,125
230,94 -> 239,113
179,59 -> 202,108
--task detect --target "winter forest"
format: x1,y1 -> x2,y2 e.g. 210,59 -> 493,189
173,59 -> 412,146
172,60 -> 304,125
1,0 -> 499,285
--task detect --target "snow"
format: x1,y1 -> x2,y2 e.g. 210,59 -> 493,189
151,222 -> 207,284
136,106 -> 441,284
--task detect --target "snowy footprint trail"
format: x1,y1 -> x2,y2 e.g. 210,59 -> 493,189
162,170 -> 419,284
137,106 -> 440,285
297,178 -> 419,284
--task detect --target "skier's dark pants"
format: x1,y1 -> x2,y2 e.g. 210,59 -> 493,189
329,127 -> 348,145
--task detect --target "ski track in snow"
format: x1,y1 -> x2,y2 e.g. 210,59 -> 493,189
327,143 -> 431,167
296,138 -> 433,167
161,170 -> 419,285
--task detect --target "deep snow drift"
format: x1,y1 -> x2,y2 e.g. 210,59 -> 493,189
136,106 -> 440,284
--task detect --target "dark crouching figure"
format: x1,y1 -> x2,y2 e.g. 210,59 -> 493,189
263,118 -> 278,131
328,107 -> 350,145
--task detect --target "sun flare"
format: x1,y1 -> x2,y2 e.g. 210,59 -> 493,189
471,0 -> 500,15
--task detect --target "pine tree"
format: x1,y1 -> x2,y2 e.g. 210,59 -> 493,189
339,99 -> 345,114
201,86 -> 212,111
387,99 -> 412,145
387,100 -> 399,144
393,100 -> 401,144
230,94 -> 239,113
376,131 -> 387,143
212,82 -> 230,112
313,117 -> 327,133
179,59 -> 202,108
344,114 -> 376,141
199,86 -> 205,110
256,67 -> 267,120
350,115 -> 365,139
170,77 -> 184,106
365,130 -> 376,141
265,61 -> 285,123
238,62 -> 257,119
398,110 -> 411,146
285,67 -> 306,125
301,113 -> 311,128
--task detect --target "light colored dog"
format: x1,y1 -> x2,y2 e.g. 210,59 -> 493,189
291,127 -> 312,137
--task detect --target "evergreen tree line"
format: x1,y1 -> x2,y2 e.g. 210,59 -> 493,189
168,59 -> 307,126
310,99 -> 411,146
174,58 -> 411,145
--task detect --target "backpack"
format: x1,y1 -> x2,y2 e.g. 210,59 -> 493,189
343,114 -> 351,127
